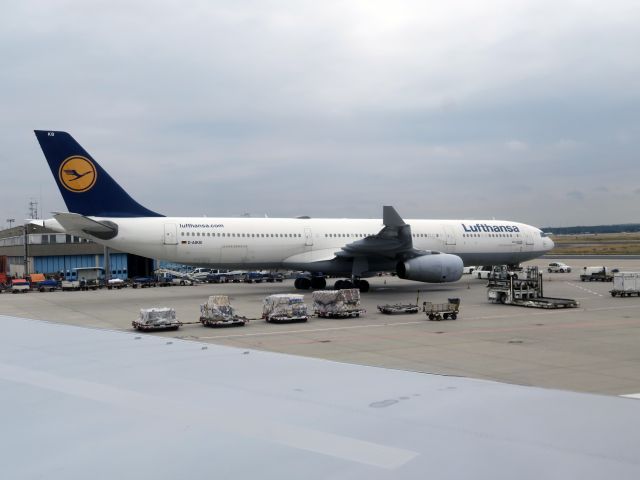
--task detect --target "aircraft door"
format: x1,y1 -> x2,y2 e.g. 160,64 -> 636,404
524,232 -> 534,251
163,223 -> 178,245
304,227 -> 313,247
443,225 -> 457,251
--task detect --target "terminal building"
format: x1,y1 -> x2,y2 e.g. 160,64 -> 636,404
0,224 -> 155,280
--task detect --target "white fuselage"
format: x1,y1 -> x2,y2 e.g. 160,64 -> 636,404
60,216 -> 553,274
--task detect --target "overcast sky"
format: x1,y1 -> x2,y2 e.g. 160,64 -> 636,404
1,0 -> 639,228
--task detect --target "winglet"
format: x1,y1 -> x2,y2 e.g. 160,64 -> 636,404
383,206 -> 406,227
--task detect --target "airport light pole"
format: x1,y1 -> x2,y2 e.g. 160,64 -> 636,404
23,222 -> 29,277
7,218 -> 15,229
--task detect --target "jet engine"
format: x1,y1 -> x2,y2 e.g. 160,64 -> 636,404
396,253 -> 464,283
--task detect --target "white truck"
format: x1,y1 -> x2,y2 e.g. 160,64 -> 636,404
610,272 -> 640,297
476,266 -> 493,279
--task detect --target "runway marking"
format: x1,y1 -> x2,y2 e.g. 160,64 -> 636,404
566,282 -> 604,297
198,305 -> 640,340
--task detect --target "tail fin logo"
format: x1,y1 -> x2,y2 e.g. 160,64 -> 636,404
58,156 -> 97,193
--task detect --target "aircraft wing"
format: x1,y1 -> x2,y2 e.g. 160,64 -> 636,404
3,314 -> 640,479
337,206 -> 425,261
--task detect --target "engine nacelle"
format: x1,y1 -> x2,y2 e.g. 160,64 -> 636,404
396,253 -> 464,283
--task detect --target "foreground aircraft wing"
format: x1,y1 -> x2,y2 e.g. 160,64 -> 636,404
3,315 -> 640,479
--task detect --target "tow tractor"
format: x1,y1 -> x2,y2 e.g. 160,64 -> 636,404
487,266 -> 578,309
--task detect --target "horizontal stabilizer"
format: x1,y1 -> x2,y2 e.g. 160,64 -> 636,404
53,212 -> 118,240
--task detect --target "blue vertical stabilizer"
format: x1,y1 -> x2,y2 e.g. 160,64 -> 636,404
34,130 -> 163,217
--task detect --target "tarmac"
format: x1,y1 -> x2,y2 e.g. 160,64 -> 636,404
2,257 -> 640,396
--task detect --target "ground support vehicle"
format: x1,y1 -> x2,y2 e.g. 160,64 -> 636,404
476,266 -> 493,279
243,272 -> 265,283
488,266 -> 579,309
377,304 -> 419,314
312,289 -> 365,318
61,280 -> 80,291
107,278 -> 128,289
132,308 -> 181,331
610,272 -> 640,297
206,273 -> 228,283
155,269 -> 195,286
36,279 -> 60,292
200,295 -> 246,327
263,294 -> 309,323
10,279 -> 30,293
422,299 -> 460,320
131,276 -> 157,288
580,266 -> 613,282
547,262 -> 572,273
264,273 -> 284,283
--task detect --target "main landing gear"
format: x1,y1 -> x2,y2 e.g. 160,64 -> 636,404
294,277 -> 369,292
334,279 -> 369,293
294,276 -> 326,290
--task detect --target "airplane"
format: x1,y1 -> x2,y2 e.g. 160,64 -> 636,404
33,130 -> 554,292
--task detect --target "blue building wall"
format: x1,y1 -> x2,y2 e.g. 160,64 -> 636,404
34,253 -> 129,279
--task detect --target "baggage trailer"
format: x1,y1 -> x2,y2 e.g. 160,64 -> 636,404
200,295 -> 246,327
487,266 -> 579,309
610,272 -> 640,297
422,298 -> 460,320
132,308 -> 181,331
377,304 -> 419,315
263,294 -> 309,323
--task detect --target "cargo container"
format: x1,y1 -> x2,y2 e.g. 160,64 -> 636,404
610,272 -> 640,297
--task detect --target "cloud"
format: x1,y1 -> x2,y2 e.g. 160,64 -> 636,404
505,140 -> 528,151
567,191 -> 585,201
1,0 -> 640,227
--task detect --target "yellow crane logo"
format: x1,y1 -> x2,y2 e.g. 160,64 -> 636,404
58,156 -> 97,192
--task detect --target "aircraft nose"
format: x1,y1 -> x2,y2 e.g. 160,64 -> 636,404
546,237 -> 555,251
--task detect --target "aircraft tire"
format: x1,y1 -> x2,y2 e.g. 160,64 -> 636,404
311,277 -> 326,289
355,280 -> 369,293
295,277 -> 311,290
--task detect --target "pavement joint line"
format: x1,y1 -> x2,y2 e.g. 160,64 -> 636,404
566,282 -> 607,296
197,321 -> 429,339
197,304 -> 640,340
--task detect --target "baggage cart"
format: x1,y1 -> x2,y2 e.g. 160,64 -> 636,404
132,307 -> 181,331
312,289 -> 365,318
422,298 -> 460,320
610,272 -> 640,297
377,304 -> 419,315
263,294 -> 309,323
200,295 -> 246,327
